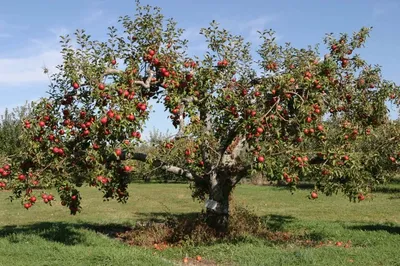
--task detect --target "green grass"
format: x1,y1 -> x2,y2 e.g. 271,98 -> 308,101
0,183 -> 399,265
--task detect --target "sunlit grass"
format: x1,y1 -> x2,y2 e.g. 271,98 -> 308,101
0,183 -> 398,265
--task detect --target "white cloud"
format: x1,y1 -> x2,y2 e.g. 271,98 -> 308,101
48,27 -> 69,38
89,0 -> 109,6
181,26 -> 209,55
182,27 -> 202,42
372,7 -> 385,17
372,1 -> 399,17
84,9 -> 104,24
0,50 -> 61,86
0,20 -> 29,31
239,15 -> 281,44
0,20 -> 29,40
0,28 -> 67,87
239,15 -> 276,32
183,14 -> 280,55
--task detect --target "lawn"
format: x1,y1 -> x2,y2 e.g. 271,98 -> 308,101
0,183 -> 399,266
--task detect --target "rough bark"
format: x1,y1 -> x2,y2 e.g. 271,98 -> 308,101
116,150 -> 241,232
119,151 -> 196,181
204,171 -> 233,232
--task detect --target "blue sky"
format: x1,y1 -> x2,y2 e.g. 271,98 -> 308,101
0,0 -> 399,139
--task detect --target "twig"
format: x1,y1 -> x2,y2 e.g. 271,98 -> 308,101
134,67 -> 155,89
286,91 -> 305,104
260,98 -> 280,121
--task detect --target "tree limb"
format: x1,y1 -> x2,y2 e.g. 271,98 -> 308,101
102,68 -> 124,78
101,67 -> 155,89
176,96 -> 194,139
123,152 -> 197,181
230,164 -> 251,187
200,107 -> 213,172
221,137 -> 246,166
134,67 -> 155,89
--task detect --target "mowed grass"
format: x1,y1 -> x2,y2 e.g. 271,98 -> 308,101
0,183 -> 398,266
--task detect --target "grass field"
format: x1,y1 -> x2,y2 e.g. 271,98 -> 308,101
0,183 -> 399,266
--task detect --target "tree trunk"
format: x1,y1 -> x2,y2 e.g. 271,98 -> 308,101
205,172 -> 232,233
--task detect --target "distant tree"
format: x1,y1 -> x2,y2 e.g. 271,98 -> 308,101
147,127 -> 170,145
0,102 -> 32,157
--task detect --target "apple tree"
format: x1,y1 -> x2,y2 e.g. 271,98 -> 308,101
1,1 -> 399,231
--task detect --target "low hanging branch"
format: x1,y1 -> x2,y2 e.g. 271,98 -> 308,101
115,151 -> 197,181
101,67 -> 155,89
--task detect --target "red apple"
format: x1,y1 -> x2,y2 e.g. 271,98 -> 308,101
29,196 -> 37,203
185,149 -> 191,156
358,193 -> 365,201
100,117 -> 108,125
18,174 -> 26,181
107,110 -> 115,118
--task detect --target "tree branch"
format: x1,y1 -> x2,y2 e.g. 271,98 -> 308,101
102,68 -> 124,78
176,96 -> 194,139
286,91 -> 304,105
101,67 -> 155,89
221,137 -> 246,166
221,123 -> 240,148
260,97 -> 279,121
200,108 -> 214,174
123,152 -> 197,181
200,107 -> 212,132
230,165 -> 251,187
134,67 -> 155,89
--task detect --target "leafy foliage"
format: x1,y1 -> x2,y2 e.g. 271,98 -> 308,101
0,1 -> 399,222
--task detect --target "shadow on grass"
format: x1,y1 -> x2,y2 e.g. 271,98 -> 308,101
134,212 -> 296,232
348,224 -> 400,235
388,177 -> 400,184
388,195 -> 400,200
262,214 -> 296,231
0,222 -> 131,245
0,212 -> 301,247
134,211 -> 199,224
274,182 -> 400,194
373,186 -> 400,194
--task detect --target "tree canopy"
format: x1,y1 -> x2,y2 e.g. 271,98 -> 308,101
1,1 -> 399,230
